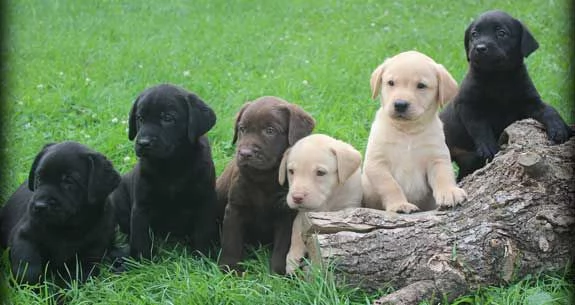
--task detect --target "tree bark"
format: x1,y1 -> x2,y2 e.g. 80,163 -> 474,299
302,119 -> 575,305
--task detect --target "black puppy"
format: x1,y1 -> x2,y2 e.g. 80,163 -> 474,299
440,10 -> 572,180
0,141 -> 120,284
110,84 -> 218,260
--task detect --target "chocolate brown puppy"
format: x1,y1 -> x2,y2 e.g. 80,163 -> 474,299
217,96 -> 315,274
0,141 -> 120,285
440,10 -> 573,180
110,84 -> 218,260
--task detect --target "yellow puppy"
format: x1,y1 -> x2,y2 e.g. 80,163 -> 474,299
279,134 -> 362,274
362,51 -> 466,213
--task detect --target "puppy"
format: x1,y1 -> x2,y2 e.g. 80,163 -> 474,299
110,84 -> 218,260
440,10 -> 573,180
362,51 -> 466,213
0,142 -> 120,284
217,96 -> 315,274
278,134 -> 362,274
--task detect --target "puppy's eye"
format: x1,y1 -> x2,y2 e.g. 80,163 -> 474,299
264,127 -> 276,135
416,82 -> 427,89
470,31 -> 479,38
387,80 -> 395,86
136,115 -> 144,123
238,126 -> 246,133
496,30 -> 507,38
316,169 -> 327,177
288,169 -> 294,175
61,175 -> 76,189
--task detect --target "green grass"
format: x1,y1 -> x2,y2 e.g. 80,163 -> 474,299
1,0 -> 573,304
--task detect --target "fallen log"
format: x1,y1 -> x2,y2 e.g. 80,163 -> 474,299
302,119 -> 574,305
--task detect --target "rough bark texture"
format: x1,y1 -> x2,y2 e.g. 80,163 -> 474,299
302,119 -> 574,305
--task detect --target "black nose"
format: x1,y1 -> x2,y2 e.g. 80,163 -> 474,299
137,137 -> 152,148
394,100 -> 409,113
475,44 -> 488,53
32,200 -> 52,212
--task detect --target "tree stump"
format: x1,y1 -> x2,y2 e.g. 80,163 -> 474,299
302,119 -> 574,305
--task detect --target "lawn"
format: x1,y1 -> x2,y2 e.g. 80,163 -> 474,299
0,0 -> 573,304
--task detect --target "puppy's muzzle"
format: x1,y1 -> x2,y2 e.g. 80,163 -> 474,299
237,147 -> 261,161
474,44 -> 488,54
291,192 -> 306,205
393,99 -> 410,114
31,198 -> 57,214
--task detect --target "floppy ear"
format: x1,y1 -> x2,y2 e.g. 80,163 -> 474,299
27,143 -> 57,191
330,141 -> 362,184
435,64 -> 459,107
370,63 -> 386,99
464,22 -> 473,62
518,20 -> 539,58
186,93 -> 217,143
285,104 -> 315,146
128,94 -> 141,141
86,153 -> 121,204
278,148 -> 291,186
232,102 -> 251,145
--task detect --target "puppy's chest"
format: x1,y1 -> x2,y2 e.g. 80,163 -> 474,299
381,139 -> 431,198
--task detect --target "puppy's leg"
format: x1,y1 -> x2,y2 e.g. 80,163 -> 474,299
427,158 -> 467,208
459,104 -> 499,160
365,164 -> 419,213
10,236 -> 43,284
285,213 -> 306,275
219,205 -> 245,273
528,102 -> 573,144
129,206 -> 152,260
192,192 -> 219,258
270,212 -> 295,275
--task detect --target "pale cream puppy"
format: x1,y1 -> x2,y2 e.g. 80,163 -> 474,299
362,50 -> 466,213
278,134 -> 363,274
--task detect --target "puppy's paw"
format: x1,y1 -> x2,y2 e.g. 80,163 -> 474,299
386,201 -> 420,213
435,186 -> 467,209
285,251 -> 302,275
546,120 -> 572,144
475,142 -> 499,161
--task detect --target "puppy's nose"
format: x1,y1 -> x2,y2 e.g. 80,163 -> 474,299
393,100 -> 409,113
475,44 -> 488,53
291,193 -> 306,204
32,200 -> 51,212
238,148 -> 254,159
136,138 -> 152,148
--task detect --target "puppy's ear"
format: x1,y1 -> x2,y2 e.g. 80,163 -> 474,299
128,94 -> 141,141
330,141 -> 361,184
86,153 -> 121,204
232,102 -> 251,145
464,22 -> 473,62
285,104 -> 315,146
518,20 -> 539,58
186,93 -> 217,143
278,148 -> 291,186
370,62 -> 387,99
27,143 -> 57,191
435,64 -> 459,107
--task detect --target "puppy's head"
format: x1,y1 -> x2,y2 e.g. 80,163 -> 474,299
232,96 -> 315,171
27,142 -> 121,226
370,51 -> 458,124
128,84 -> 216,160
278,134 -> 361,211
464,10 -> 539,71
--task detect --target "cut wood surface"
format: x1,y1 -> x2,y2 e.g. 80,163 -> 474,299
302,119 -> 575,305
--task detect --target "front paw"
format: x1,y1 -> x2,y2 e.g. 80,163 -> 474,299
475,142 -> 499,161
285,252 -> 304,275
386,201 -> 420,213
435,186 -> 467,209
546,120 -> 572,144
